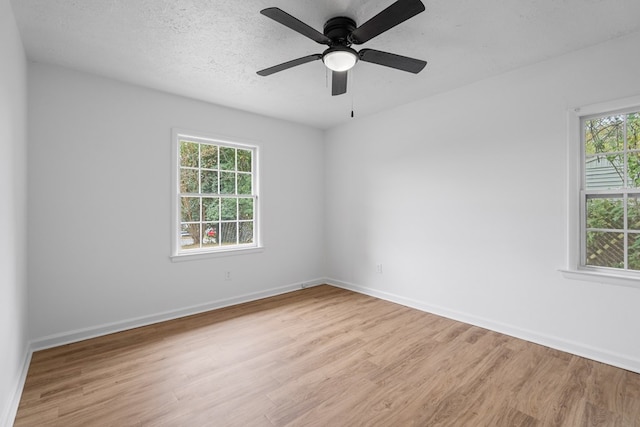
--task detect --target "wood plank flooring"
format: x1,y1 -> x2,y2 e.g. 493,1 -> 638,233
14,285 -> 640,426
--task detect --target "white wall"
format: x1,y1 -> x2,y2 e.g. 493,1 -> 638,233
325,31 -> 640,371
0,0 -> 28,424
27,63 -> 325,342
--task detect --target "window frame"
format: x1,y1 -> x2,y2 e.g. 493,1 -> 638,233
563,95 -> 640,287
170,129 -> 262,261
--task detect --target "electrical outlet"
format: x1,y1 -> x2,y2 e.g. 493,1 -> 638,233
225,271 -> 232,280
376,264 -> 383,274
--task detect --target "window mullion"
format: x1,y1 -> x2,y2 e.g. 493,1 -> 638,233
624,192 -> 629,269
197,144 -> 202,194
580,190 -> 586,266
625,115 -> 631,269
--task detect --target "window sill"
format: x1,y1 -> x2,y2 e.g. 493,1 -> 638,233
559,268 -> 640,289
171,246 -> 264,262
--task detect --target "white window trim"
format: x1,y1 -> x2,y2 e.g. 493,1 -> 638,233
170,128 -> 263,262
561,94 -> 640,288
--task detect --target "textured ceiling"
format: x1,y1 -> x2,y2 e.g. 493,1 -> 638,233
11,0 -> 640,129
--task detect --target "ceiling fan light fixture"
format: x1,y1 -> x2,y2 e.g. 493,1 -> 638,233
323,47 -> 358,72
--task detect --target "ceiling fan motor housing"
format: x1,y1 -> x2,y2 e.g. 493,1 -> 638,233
323,17 -> 356,46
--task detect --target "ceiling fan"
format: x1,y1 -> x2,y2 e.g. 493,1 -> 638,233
257,0 -> 427,96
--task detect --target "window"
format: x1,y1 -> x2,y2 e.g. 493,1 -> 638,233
172,130 -> 260,259
580,107 -> 640,274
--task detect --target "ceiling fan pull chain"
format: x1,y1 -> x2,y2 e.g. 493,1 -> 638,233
350,69 -> 355,118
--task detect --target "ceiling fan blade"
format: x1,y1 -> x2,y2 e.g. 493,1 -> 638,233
257,54 -> 322,76
350,0 -> 425,45
359,49 -> 426,73
332,71 -> 348,96
261,8 -> 332,45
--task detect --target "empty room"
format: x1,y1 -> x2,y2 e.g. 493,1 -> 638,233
2,0 -> 640,425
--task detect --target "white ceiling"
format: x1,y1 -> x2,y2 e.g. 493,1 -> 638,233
11,0 -> 640,129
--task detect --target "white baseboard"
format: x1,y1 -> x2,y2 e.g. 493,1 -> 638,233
327,278 -> 640,374
2,343 -> 31,427
30,278 -> 326,352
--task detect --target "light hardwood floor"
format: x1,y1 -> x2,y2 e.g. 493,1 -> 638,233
14,285 -> 640,426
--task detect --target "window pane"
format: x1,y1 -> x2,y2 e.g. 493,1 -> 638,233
221,198 -> 237,220
180,169 -> 198,193
202,198 -> 219,221
585,154 -> 623,190
628,197 -> 640,230
628,113 -> 640,150
220,222 -> 237,245
201,170 -> 218,194
237,173 -> 252,195
220,172 -> 236,194
628,233 -> 640,271
238,149 -> 252,172
201,144 -> 218,169
181,197 -> 200,222
180,141 -> 199,167
628,152 -> 640,188
238,198 -> 253,220
202,223 -> 218,248
239,221 -> 254,244
181,223 -> 200,249
586,231 -> 624,268
586,197 -> 623,229
584,115 -> 624,155
220,147 -> 235,170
